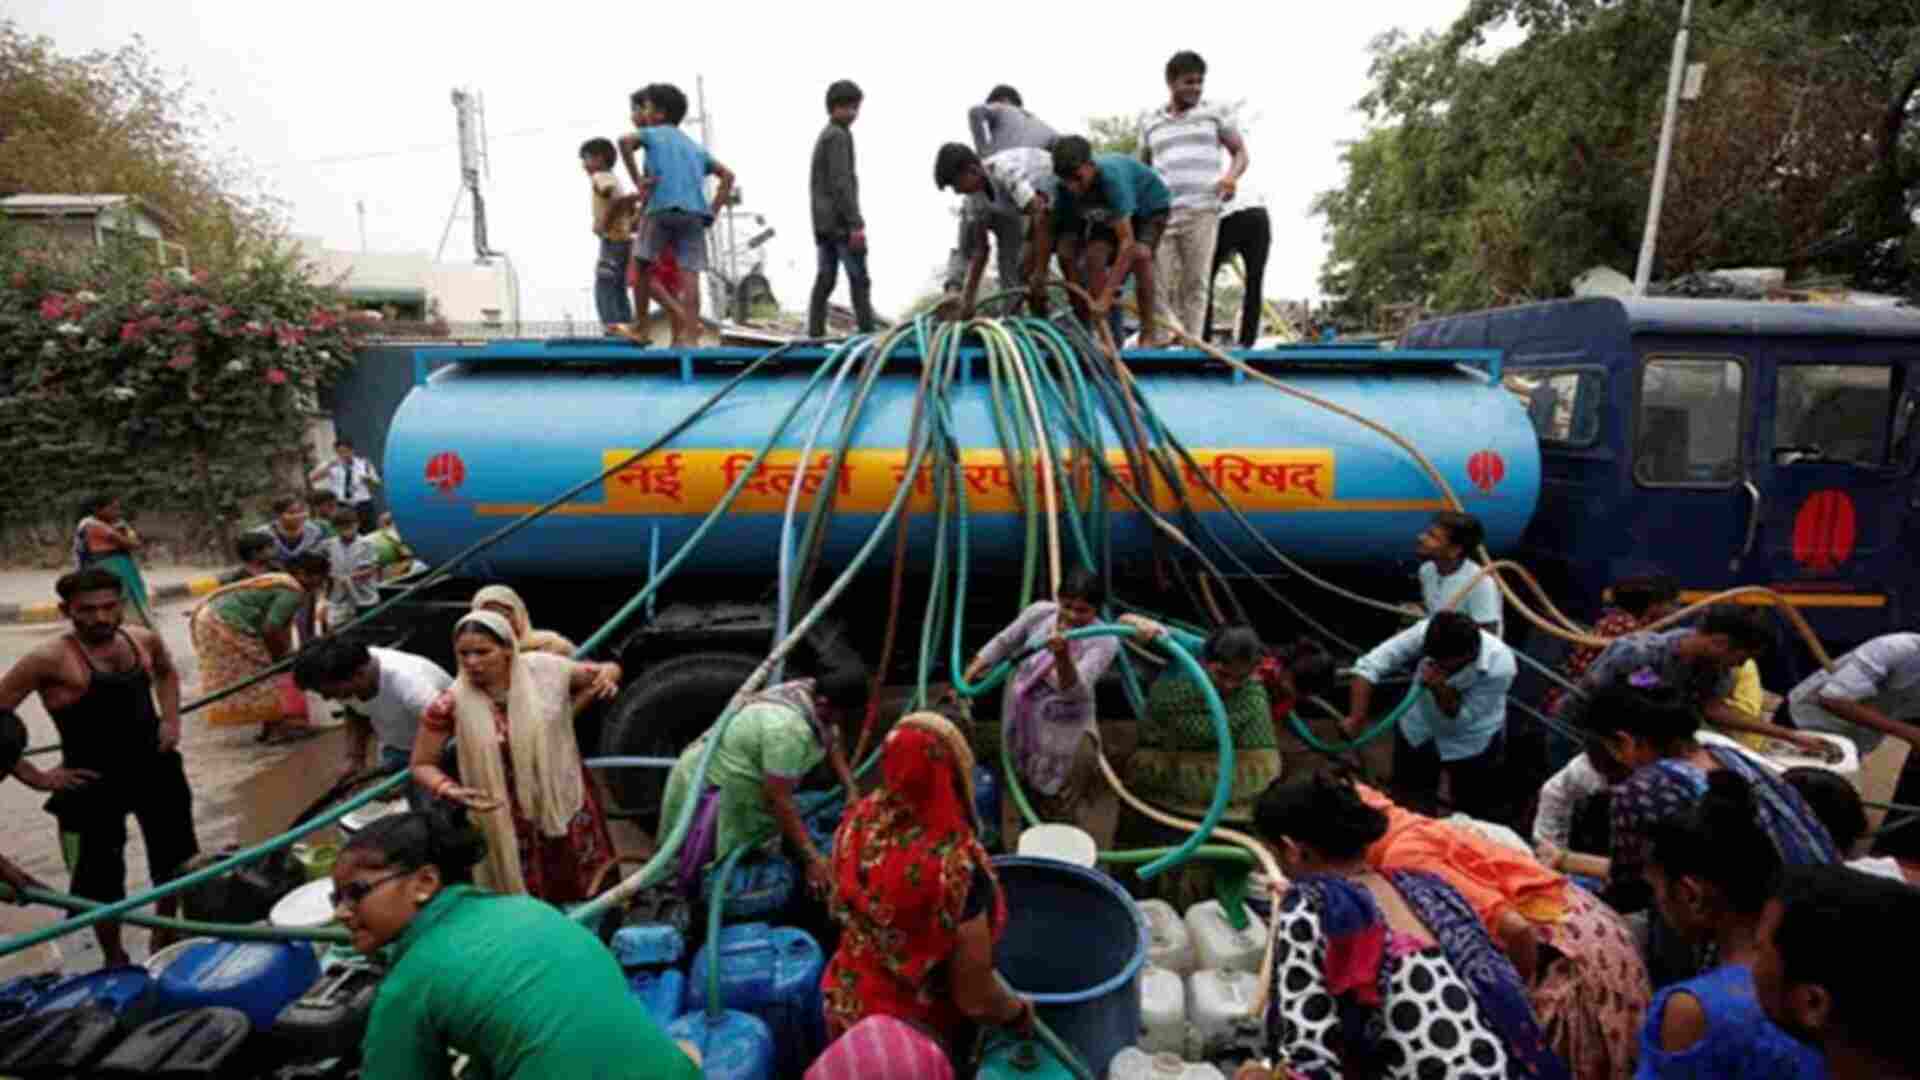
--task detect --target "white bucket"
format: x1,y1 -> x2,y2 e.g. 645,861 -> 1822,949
1184,900 -> 1266,974
1138,965 -> 1186,1055
1137,899 -> 1195,976
270,878 -> 339,929
1017,824 -> 1098,868
1186,968 -> 1261,1054
1109,1047 -> 1227,1080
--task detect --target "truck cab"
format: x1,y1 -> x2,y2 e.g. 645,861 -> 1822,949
1404,296 -> 1920,680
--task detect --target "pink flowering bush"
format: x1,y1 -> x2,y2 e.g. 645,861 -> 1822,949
0,226 -> 360,535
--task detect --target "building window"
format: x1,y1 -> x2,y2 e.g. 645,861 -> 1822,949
1636,356 -> 1746,487
1502,369 -> 1603,446
1774,364 -> 1895,466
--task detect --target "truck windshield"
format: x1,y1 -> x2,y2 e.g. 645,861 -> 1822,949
1774,364 -> 1895,466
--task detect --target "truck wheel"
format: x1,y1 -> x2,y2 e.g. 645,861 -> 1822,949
597,651 -> 761,827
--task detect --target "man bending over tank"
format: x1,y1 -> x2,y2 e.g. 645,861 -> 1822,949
0,568 -> 198,966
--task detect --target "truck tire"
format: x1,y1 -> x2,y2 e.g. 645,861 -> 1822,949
597,651 -> 761,827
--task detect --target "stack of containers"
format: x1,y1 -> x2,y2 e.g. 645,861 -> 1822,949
1181,900 -> 1267,1060
684,921 -> 826,1078
612,922 -> 689,1030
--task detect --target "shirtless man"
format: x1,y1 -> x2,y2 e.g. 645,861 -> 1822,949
0,567 -> 198,966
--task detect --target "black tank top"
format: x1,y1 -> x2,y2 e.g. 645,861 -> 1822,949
47,630 -> 160,778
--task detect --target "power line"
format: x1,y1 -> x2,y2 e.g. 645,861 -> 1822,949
285,121 -> 605,169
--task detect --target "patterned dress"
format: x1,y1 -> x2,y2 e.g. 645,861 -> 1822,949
421,689 -> 614,903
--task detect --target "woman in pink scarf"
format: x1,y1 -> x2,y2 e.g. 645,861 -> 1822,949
960,568 -> 1121,846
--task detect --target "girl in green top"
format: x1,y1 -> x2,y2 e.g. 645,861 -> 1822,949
338,811 -> 701,1080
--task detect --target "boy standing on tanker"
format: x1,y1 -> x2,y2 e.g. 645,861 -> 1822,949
580,137 -> 639,332
1047,135 -> 1171,344
0,568 -> 198,966
1414,511 -> 1503,636
809,79 -> 875,338
933,142 -> 1058,318
620,83 -> 735,347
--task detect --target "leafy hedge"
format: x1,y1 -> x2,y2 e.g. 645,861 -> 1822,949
0,227 -> 361,553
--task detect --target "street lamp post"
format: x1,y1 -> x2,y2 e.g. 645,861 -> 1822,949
1634,0 -> 1696,295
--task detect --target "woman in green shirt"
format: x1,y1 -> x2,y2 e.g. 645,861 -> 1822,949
338,810 -> 701,1080
1116,616 -> 1334,905
188,537 -> 331,742
658,669 -> 862,900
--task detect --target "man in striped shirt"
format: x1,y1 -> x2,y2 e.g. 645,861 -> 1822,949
1137,50 -> 1249,348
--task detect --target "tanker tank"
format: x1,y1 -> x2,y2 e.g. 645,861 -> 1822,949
382,341 -> 1538,581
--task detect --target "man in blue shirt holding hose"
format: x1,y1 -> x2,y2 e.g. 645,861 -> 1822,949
1345,611 -> 1516,821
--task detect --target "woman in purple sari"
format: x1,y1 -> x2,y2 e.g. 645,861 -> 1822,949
961,568 -> 1121,847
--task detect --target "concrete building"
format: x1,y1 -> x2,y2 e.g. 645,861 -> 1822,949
0,194 -> 185,267
292,234 -> 513,327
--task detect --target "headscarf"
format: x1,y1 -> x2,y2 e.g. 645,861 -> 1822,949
823,712 -> 1005,1044
470,585 -> 576,657
449,610 -> 586,895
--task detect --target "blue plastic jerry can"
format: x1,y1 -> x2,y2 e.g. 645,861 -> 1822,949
154,940 -> 320,1030
666,1008 -> 775,1080
627,967 -> 688,1029
685,923 -> 826,1078
612,924 -> 686,969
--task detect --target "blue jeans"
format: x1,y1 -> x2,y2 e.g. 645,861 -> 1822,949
379,745 -> 427,811
807,232 -> 874,337
594,236 -> 633,326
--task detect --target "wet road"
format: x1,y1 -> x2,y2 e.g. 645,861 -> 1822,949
0,600 -> 351,977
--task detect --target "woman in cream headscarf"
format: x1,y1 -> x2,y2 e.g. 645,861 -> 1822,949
409,610 -> 621,901
471,585 -> 576,657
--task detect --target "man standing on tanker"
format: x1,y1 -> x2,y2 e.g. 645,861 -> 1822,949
0,568 -> 199,966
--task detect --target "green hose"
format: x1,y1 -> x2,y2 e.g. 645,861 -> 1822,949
0,770 -> 408,959
703,844 -> 751,1023
966,624 -> 1227,881
11,886 -> 350,945
1287,683 -> 1425,754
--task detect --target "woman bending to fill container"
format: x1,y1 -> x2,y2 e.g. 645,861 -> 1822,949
960,567 -> 1122,847
470,585 -> 577,657
337,811 -> 700,1079
821,712 -> 1032,1065
1352,783 -> 1649,1079
409,610 -> 622,902
1242,774 -> 1570,1080
188,537 -> 331,743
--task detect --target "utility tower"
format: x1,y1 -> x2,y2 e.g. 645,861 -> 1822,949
438,87 -> 519,330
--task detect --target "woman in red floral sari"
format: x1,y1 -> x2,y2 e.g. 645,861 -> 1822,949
821,712 -> 1031,1060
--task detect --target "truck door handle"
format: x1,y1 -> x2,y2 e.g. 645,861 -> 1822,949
1731,476 -> 1762,572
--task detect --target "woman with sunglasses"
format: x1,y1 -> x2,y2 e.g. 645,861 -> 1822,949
336,810 -> 700,1079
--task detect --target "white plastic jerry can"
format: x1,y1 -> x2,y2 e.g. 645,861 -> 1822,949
1109,1047 -> 1228,1080
1183,900 -> 1266,974
1137,965 -> 1186,1055
1185,968 -> 1262,1055
1137,899 -> 1195,975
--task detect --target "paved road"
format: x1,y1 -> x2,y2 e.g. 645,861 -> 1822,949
0,593 -> 350,977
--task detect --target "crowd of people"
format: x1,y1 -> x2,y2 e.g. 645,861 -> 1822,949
8,469 -> 1920,1078
582,51 -> 1275,347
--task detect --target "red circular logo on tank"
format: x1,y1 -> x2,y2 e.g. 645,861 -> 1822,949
426,451 -> 466,494
1792,489 -> 1856,573
1467,450 -> 1506,494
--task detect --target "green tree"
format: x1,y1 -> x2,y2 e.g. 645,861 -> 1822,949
0,20 -> 280,269
1315,2 -> 1906,324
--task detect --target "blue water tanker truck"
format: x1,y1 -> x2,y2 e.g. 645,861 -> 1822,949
371,336 -> 1538,815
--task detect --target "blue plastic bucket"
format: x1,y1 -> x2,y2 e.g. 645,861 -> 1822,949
990,856 -> 1148,1077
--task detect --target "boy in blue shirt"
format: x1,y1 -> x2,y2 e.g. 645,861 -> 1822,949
1048,134 -> 1172,346
619,83 -> 735,347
